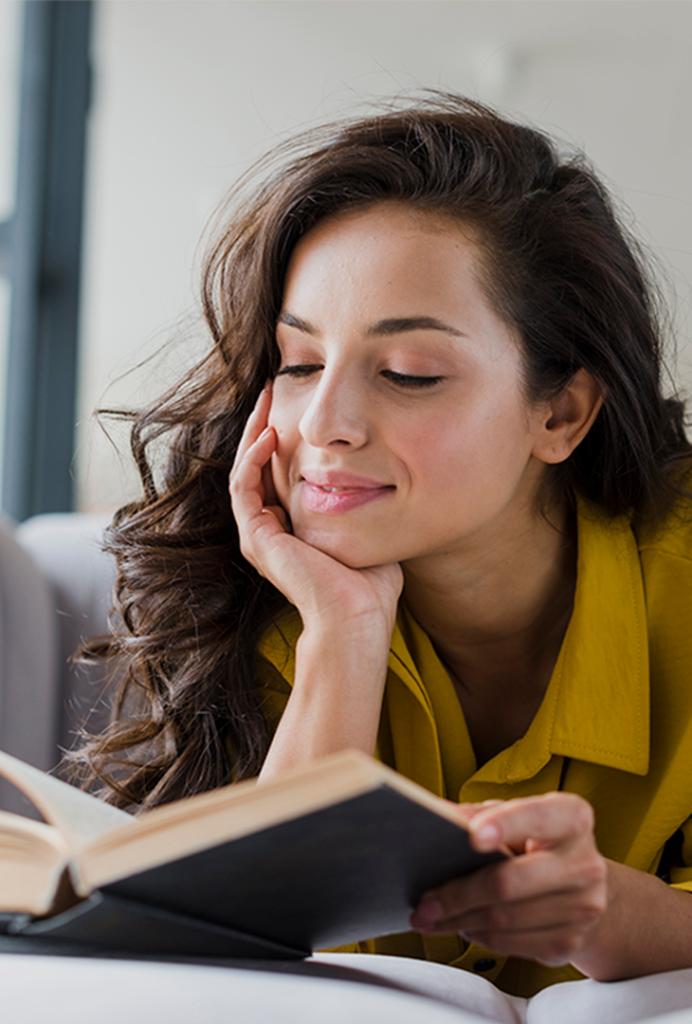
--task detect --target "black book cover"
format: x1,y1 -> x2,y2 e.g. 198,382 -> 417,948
2,776 -> 499,959
8,892 -> 305,958
99,786 -> 497,953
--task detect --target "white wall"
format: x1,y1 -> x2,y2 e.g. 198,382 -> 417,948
77,0 -> 692,511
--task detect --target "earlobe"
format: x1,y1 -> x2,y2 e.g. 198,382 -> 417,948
532,369 -> 604,465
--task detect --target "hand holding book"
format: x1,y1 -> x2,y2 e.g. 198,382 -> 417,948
409,791 -> 692,986
412,792 -> 607,966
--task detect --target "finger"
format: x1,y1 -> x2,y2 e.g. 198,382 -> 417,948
445,887 -> 606,940
414,858 -> 606,931
454,800 -> 506,826
231,426 -> 281,528
447,915 -> 599,967
413,837 -> 605,930
229,385 -> 285,521
413,856 -> 573,925
412,873 -> 607,967
230,429 -> 298,581
466,792 -> 595,854
232,381 -> 273,471
262,451 -> 281,507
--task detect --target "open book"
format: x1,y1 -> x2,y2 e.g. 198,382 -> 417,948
312,953 -> 692,1024
0,749 -> 500,958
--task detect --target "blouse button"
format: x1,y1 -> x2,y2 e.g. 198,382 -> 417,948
472,958 -> 497,973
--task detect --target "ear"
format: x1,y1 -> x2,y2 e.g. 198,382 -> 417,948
532,369 -> 604,465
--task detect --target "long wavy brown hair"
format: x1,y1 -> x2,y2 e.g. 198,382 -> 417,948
72,94 -> 691,809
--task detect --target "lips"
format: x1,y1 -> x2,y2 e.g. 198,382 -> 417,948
300,470 -> 394,514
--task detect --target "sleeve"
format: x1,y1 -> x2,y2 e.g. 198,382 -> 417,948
257,656 -> 292,728
255,605 -> 304,727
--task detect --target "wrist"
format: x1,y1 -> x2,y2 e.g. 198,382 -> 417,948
299,605 -> 396,650
294,619 -> 392,696
259,623 -> 391,778
570,860 -> 692,982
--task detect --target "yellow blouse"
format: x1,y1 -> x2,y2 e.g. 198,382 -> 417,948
257,499 -> 692,997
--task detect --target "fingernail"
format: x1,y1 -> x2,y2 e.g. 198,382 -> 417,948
472,821 -> 501,850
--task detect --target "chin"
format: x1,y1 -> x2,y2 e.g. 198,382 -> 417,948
296,526 -> 388,570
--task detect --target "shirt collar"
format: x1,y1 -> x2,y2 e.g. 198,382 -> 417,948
388,499 -> 651,787
545,499 -> 650,777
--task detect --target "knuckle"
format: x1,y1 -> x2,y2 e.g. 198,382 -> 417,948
583,880 -> 608,919
525,797 -> 553,833
525,792 -> 596,847
229,463 -> 250,495
562,792 -> 595,831
579,898 -> 604,924
572,851 -> 607,895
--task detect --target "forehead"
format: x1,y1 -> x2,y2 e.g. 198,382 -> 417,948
280,202 -> 507,344
289,201 -> 480,263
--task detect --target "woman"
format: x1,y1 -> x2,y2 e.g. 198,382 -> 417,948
77,95 -> 692,997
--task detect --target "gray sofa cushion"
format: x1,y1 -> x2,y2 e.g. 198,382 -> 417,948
0,515 -> 58,770
0,512 -> 117,810
15,513 -> 117,761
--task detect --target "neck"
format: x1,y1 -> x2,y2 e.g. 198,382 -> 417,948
401,498 -> 577,708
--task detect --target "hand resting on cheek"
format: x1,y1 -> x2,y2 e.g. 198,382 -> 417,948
229,382 -> 404,631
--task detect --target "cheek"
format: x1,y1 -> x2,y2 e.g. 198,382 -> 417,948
406,395 -> 534,486
267,394 -> 288,436
268,390 -> 303,452
400,407 -> 489,464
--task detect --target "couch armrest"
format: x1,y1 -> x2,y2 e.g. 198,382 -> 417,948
0,515 -> 58,775
15,513 -> 117,762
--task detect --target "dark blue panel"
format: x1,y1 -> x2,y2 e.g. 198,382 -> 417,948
2,1 -> 92,520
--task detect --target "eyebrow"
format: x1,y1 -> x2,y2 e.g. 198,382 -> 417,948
277,312 -> 466,338
277,312 -> 316,334
366,317 -> 466,339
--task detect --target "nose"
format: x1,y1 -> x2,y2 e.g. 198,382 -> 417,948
298,369 -> 369,450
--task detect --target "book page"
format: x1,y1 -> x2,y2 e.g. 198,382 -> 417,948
0,751 -> 131,849
312,953 -> 526,1023
0,809 -> 69,913
526,970 -> 692,1024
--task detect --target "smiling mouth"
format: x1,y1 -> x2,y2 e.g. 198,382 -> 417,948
300,478 -> 394,514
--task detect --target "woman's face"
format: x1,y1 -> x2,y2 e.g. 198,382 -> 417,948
268,202 -> 552,570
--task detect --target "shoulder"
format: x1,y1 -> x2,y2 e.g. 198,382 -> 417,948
633,484 -> 692,566
629,485 -> 692,658
574,489 -> 692,642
